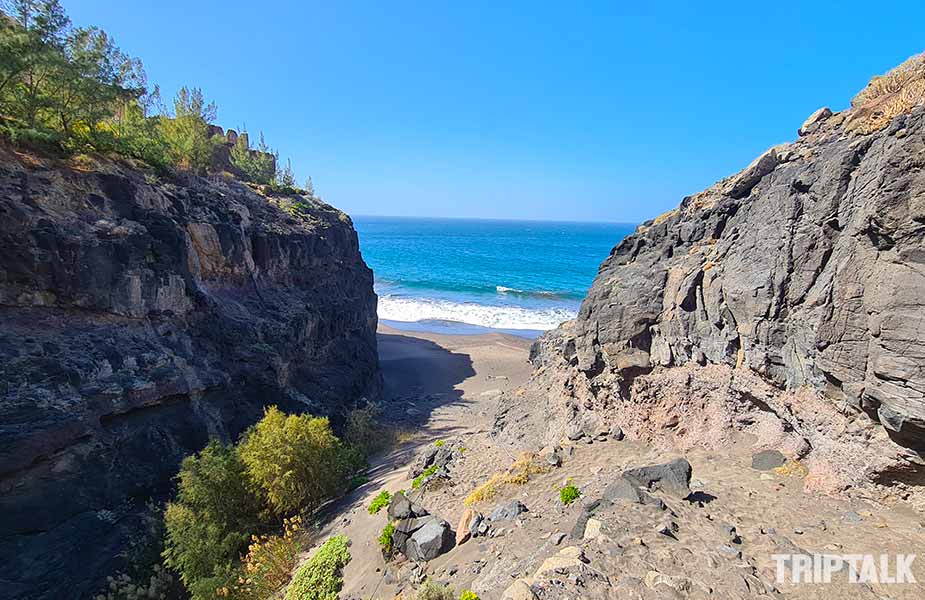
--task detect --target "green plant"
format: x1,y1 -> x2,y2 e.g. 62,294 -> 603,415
559,481 -> 581,505
162,440 -> 265,600
415,579 -> 455,600
433,440 -> 445,447
460,591 -> 480,600
412,464 -> 439,490
377,522 -> 395,556
233,516 -> 303,600
238,406 -> 358,516
285,535 -> 351,600
367,490 -> 391,515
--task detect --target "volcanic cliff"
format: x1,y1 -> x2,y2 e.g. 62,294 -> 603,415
0,148 -> 380,599
497,55 -> 925,501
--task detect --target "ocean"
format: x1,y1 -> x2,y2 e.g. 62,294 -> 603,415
353,216 -> 635,338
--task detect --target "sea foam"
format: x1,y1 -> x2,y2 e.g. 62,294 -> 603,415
378,295 -> 575,331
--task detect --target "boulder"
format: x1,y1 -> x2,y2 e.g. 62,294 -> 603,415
490,500 -> 528,521
456,508 -> 481,545
798,106 -> 833,136
405,517 -> 453,562
387,492 -> 427,521
621,458 -> 692,498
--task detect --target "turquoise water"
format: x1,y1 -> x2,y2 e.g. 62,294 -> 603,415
353,216 -> 635,337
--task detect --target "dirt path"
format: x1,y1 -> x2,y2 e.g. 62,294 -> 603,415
309,325 -> 534,599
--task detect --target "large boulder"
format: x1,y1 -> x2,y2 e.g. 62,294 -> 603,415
621,458 -> 692,498
404,517 -> 453,562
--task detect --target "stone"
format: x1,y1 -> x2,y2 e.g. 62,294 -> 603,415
644,571 -> 693,593
502,579 -> 537,600
388,492 -> 420,521
751,450 -> 787,471
404,517 -> 452,562
621,458 -> 693,497
611,425 -> 625,441
456,509 -> 480,545
546,452 -> 562,467
583,518 -> 603,539
798,106 -> 833,136
490,500 -> 528,521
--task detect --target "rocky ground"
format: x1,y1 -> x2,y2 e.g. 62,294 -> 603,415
296,326 -> 925,600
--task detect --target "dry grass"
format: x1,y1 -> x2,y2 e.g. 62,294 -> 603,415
847,53 -> 925,134
464,452 -> 549,506
774,459 -> 809,478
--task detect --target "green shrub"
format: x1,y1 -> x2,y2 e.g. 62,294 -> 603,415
162,441 -> 265,600
460,591 -> 480,600
434,440 -> 445,447
559,481 -> 581,505
367,490 -> 391,515
285,536 -> 351,600
415,579 -> 455,600
238,406 -> 358,516
412,465 -> 439,490
377,522 -> 395,556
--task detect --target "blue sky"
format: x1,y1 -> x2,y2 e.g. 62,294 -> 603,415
68,1 -> 924,222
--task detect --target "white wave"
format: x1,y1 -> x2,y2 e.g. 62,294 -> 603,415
495,285 -> 523,294
378,295 -> 575,331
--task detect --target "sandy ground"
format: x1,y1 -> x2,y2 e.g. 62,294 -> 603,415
298,325 -> 925,600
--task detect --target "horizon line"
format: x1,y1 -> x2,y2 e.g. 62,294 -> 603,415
351,213 -> 638,226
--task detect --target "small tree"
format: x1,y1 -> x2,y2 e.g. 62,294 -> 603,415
238,406 -> 357,516
162,441 -> 264,600
304,176 -> 315,199
160,86 -> 216,172
274,157 -> 296,189
231,130 -> 276,184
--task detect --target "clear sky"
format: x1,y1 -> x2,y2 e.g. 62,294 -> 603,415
67,1 -> 924,222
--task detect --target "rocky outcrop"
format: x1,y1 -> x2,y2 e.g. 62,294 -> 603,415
499,64 -> 925,497
0,147 -> 379,600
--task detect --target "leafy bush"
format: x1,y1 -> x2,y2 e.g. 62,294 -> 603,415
434,440 -> 445,447
460,591 -> 480,600
412,464 -> 439,489
559,481 -> 581,505
415,579 -> 455,600
233,516 -> 303,600
162,441 -> 265,600
377,522 -> 395,556
238,406 -> 358,516
285,536 -> 351,600
367,490 -> 391,515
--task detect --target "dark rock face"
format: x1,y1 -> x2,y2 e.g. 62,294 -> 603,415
500,104 -> 925,494
0,148 -> 380,600
568,108 -> 925,446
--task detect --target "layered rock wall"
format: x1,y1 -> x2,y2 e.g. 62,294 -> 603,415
0,148 -> 379,599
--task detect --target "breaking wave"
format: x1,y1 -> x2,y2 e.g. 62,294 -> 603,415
378,295 -> 575,331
